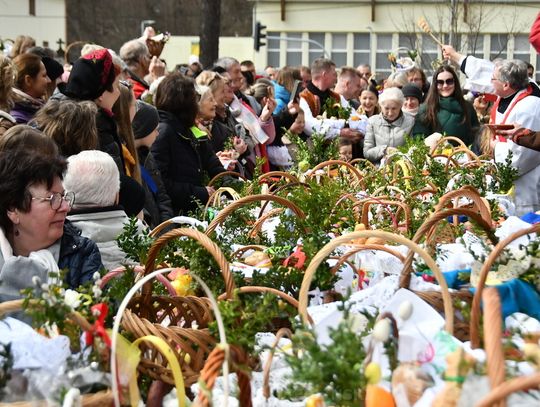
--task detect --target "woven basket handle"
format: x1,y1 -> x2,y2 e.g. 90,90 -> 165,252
262,327 -> 293,400
482,287 -> 506,407
308,159 -> 365,187
194,345 -> 252,407
203,187 -> 242,216
330,244 -> 405,275
470,223 -> 540,348
258,171 -> 300,185
207,171 -> 246,187
328,193 -> 361,224
142,228 -> 234,302
249,208 -> 284,238
350,157 -> 378,171
475,372 -> 540,407
217,285 -> 302,312
205,194 -> 305,235
0,298 -> 92,331
299,230 -> 454,334
230,245 -> 268,261
149,215 -> 207,238
430,135 -> 468,154
448,146 -> 480,163
258,182 -> 310,217
399,207 -> 497,289
434,186 -> 491,224
358,198 -> 412,232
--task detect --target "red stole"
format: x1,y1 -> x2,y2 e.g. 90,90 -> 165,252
490,85 -> 532,142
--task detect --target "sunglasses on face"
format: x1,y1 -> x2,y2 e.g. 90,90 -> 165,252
436,78 -> 455,86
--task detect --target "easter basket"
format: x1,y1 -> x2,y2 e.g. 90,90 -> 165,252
120,228 -> 234,387
399,206 -> 498,340
0,300 -> 113,406
299,229 -> 455,333
205,194 -> 306,237
469,223 -> 540,349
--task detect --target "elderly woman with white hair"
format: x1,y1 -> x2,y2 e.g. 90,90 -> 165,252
363,87 -> 415,164
64,150 -> 145,271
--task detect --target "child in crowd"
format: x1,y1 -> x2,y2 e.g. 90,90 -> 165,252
131,100 -> 174,228
339,138 -> 353,162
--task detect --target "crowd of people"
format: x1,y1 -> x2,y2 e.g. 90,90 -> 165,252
0,25 -> 540,300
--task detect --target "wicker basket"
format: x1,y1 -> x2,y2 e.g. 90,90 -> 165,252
356,198 -> 412,233
0,300 -> 113,406
433,185 -> 491,226
261,327 -> 293,401
205,194 -> 306,236
306,159 -> 365,188
330,243 -> 406,276
121,228 -> 235,387
298,229 -> 454,334
474,288 -> 540,406
192,345 -> 253,407
469,223 -> 540,349
399,207 -> 497,340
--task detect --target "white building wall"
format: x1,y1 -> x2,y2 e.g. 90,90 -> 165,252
163,1 -> 539,77
0,0 -> 66,51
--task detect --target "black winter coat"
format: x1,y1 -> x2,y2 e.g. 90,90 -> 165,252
96,108 -> 125,175
137,146 -> 174,228
96,108 -> 145,218
59,220 -> 104,288
152,111 -> 225,215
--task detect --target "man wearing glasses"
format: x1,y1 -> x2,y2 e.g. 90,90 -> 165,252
443,44 -> 540,216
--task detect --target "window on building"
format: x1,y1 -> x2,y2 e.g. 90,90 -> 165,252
375,34 -> 393,77
267,32 -> 280,68
331,33 -> 347,68
353,33 -> 370,68
286,32 -> 302,67
466,33 -> 484,58
399,33 -> 417,51
490,34 -> 508,61
309,32 -> 325,65
514,34 -> 530,63
419,34 -> 440,75
29,0 -> 35,16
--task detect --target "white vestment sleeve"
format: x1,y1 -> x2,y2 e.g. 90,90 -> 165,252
462,56 -> 495,94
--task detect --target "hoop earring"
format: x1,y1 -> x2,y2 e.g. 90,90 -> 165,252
14,227 -> 19,237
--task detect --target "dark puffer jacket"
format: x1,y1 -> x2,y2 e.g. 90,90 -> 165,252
137,146 -> 174,228
96,107 -> 125,174
60,220 -> 104,288
152,110 -> 225,215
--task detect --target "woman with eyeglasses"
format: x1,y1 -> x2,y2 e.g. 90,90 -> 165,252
0,132 -> 103,303
412,65 -> 479,146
